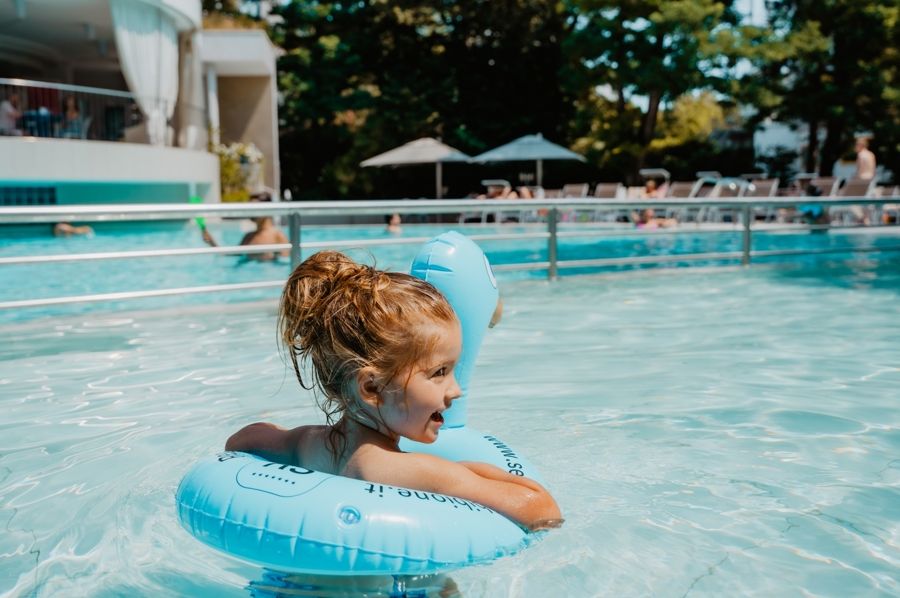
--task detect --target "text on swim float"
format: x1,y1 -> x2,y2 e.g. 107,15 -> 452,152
218,453 -> 493,512
482,434 -> 525,476
219,452 -> 313,475
362,483 -> 493,513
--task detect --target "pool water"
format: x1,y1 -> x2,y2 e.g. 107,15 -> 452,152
1,249 -> 899,596
2,221 -> 900,323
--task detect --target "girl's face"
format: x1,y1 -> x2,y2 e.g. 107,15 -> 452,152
377,319 -> 462,444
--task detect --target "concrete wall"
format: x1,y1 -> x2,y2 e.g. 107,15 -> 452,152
218,76 -> 278,192
0,137 -> 219,202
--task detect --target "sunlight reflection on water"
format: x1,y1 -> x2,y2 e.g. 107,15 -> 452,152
1,234 -> 899,596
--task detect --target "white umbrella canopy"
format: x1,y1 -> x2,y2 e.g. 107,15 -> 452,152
360,137 -> 471,198
470,133 -> 586,186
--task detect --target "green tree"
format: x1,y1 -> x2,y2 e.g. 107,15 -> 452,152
439,1 -> 575,152
202,0 -> 241,15
567,0 -> 742,181
272,0 -> 577,198
754,1 -> 900,175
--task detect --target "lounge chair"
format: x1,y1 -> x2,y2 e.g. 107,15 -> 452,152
744,178 -> 779,197
693,172 -> 721,200
808,177 -> 840,196
561,183 -> 589,198
592,182 -> 625,221
556,183 -> 589,221
665,180 -> 701,198
742,178 -> 780,221
460,179 -> 520,224
664,180 -> 702,221
593,183 -> 624,199
832,178 -> 876,225
705,178 -> 747,223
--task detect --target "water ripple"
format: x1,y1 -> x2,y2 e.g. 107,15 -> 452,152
2,262 -> 900,596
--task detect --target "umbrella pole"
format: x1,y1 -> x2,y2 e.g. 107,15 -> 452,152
436,162 -> 443,199
536,159 -> 543,187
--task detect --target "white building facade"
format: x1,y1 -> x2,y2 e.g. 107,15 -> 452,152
0,0 -> 280,205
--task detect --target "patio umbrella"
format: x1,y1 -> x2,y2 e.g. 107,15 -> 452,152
360,137 -> 471,199
470,133 -> 586,186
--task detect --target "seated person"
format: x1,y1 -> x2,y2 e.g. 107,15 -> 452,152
53,222 -> 94,237
633,208 -> 677,229
798,184 -> 829,228
60,95 -> 83,138
0,94 -> 22,136
477,180 -> 518,200
642,179 -> 663,199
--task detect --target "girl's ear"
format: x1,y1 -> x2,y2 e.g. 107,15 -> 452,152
356,367 -> 381,407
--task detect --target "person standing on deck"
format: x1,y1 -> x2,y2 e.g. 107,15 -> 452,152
855,137 -> 876,181
850,137 -> 877,224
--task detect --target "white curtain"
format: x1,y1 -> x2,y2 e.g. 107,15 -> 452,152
177,31 -> 207,150
110,0 -> 179,146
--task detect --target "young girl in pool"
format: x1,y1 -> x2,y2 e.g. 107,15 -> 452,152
226,250 -> 562,531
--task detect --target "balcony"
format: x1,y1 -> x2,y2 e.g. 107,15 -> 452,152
0,77 -> 218,206
0,0 -> 280,207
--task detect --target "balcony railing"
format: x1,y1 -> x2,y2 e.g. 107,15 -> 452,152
0,78 -> 202,144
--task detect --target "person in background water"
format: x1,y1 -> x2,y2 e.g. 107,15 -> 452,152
855,137 -> 876,181
201,192 -> 290,261
53,222 -> 94,237
384,212 -> 402,234
202,216 -> 290,261
633,208 -> 676,229
225,251 -> 563,531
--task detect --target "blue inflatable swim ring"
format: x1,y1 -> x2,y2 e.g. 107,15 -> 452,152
176,231 -> 543,575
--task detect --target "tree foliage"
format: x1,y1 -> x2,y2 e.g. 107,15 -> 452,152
565,0 -> 745,180
745,1 -> 900,175
202,0 -> 900,196
271,0 -> 574,198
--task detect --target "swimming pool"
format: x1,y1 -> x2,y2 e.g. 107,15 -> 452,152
1,243 -> 899,596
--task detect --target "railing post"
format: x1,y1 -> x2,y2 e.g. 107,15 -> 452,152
547,207 -> 559,280
741,205 -> 752,266
289,212 -> 301,269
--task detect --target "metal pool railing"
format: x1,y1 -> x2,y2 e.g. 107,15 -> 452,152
1,196 -> 899,310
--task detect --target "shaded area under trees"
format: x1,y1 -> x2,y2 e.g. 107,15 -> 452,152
218,0 -> 900,197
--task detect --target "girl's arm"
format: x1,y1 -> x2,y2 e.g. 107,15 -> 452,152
458,461 -> 547,493
225,422 -> 303,465
384,454 -> 563,531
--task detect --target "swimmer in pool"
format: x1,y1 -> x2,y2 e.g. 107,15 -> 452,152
226,251 -> 563,531
202,216 -> 290,261
53,222 -> 94,237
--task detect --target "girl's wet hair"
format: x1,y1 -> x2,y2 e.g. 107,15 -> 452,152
279,250 -> 457,458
